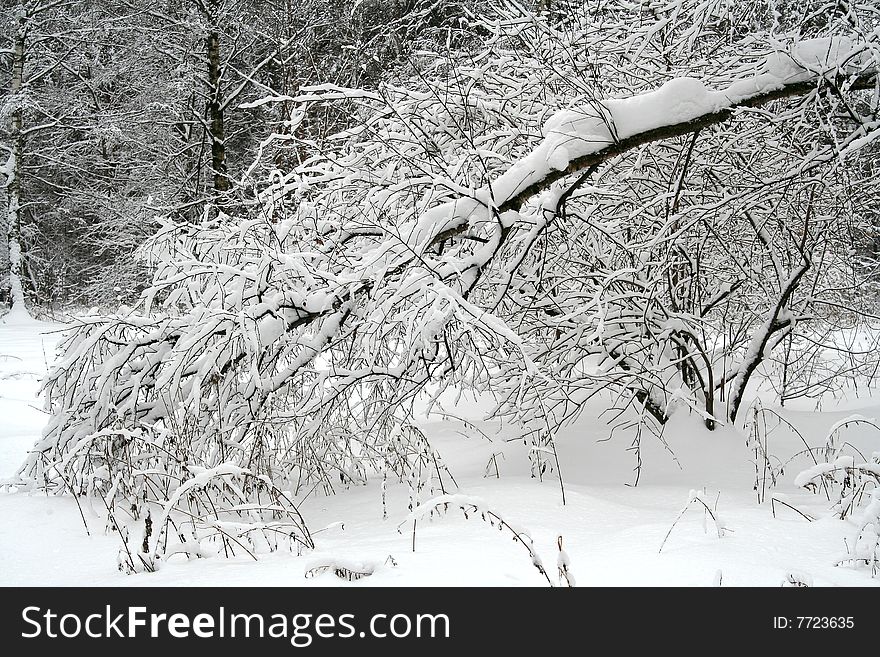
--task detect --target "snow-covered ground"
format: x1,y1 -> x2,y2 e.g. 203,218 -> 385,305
1,311 -> 878,587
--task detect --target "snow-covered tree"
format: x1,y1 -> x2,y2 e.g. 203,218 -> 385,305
12,1 -> 880,554
0,0 -> 88,315
0,1 -> 169,310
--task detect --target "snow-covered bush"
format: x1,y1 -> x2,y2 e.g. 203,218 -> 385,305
659,488 -> 729,553
28,422 -> 313,573
401,494 -> 555,585
838,487 -> 880,576
750,408 -> 880,576
793,417 -> 880,519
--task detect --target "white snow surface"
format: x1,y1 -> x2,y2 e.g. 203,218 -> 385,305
1,312 -> 879,586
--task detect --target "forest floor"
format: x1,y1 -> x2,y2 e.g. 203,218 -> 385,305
1,311 -> 878,587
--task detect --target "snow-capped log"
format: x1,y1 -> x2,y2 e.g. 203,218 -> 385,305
14,4 -> 880,519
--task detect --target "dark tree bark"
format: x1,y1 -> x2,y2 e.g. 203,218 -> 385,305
206,27 -> 228,194
198,0 -> 228,195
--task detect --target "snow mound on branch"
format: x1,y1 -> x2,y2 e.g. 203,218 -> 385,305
530,77 -> 724,178
825,414 -> 878,439
488,36 -> 866,204
765,37 -> 864,80
794,462 -> 840,488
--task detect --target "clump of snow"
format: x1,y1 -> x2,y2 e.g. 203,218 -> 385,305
546,144 -> 570,171
783,570 -> 813,587
765,37 -> 864,80
844,488 -> 880,575
824,414 -> 878,447
556,535 -> 575,587
304,557 -> 378,581
795,462 -> 838,488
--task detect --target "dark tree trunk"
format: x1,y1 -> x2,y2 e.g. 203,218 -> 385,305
206,28 -> 228,194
